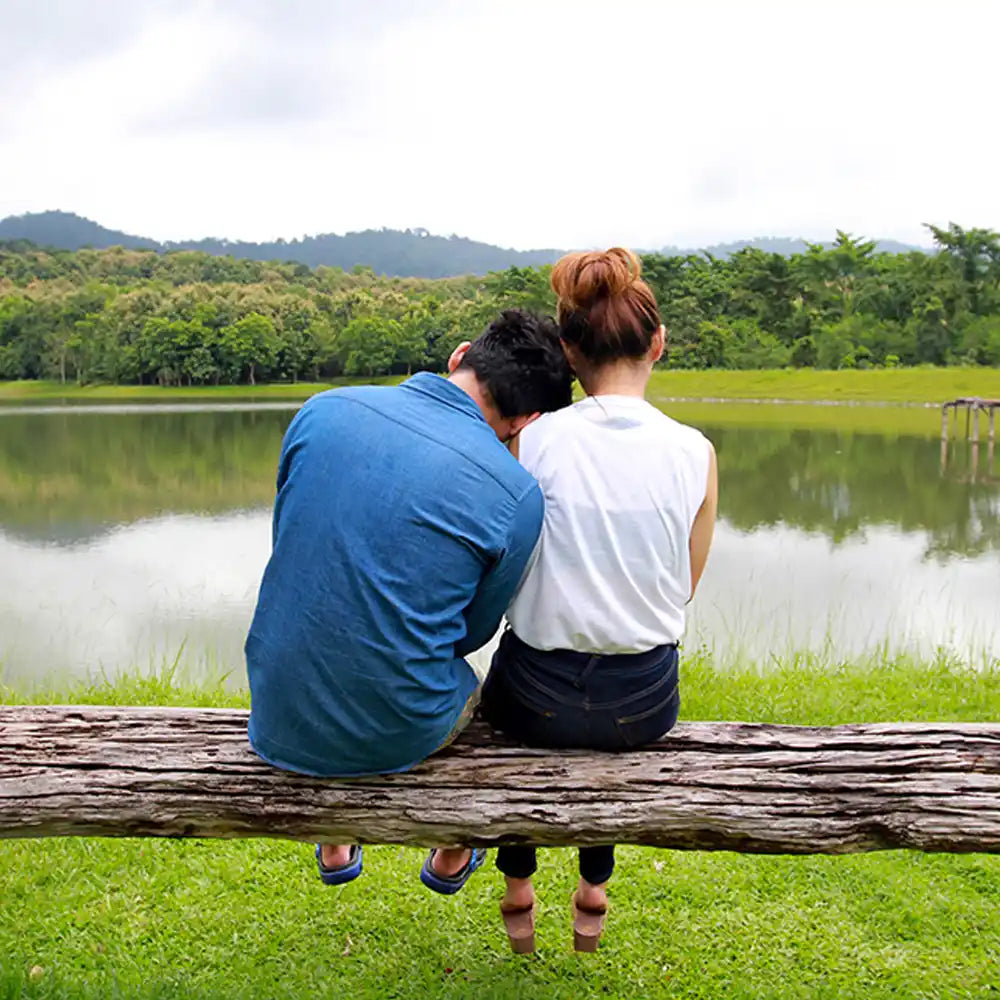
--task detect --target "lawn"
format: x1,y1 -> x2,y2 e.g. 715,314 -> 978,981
662,401 -> 947,436
0,379 -> 385,403
647,367 -> 1000,405
2,653 -> 998,1000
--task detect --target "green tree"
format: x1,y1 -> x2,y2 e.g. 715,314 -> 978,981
218,313 -> 278,384
958,315 -> 1000,365
926,223 -> 1000,317
339,315 -> 399,376
907,296 -> 952,365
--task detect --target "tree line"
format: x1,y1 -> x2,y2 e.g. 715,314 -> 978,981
1,223 -> 998,386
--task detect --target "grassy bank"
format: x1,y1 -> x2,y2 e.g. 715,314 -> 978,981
648,367 -> 1000,404
0,379 -> 385,403
4,366 -> 1000,406
2,654 -> 998,1000
664,400 -> 948,436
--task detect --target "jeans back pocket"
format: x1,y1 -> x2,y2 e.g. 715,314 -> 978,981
613,683 -> 680,748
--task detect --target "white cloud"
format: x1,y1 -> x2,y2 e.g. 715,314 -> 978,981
0,0 -> 996,249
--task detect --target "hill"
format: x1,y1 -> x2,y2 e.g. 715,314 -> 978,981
658,236 -> 927,259
0,210 -> 930,277
0,211 -> 561,278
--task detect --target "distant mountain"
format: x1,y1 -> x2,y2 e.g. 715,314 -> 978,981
656,236 -> 928,259
0,211 -> 156,252
0,211 -> 561,278
0,211 -> 930,278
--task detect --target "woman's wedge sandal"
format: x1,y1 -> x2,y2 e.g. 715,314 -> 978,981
315,844 -> 363,885
571,891 -> 608,952
499,900 -> 537,954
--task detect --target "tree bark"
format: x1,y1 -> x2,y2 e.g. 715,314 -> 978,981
1,706 -> 998,853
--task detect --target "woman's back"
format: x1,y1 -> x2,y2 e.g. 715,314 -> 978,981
508,395 -> 711,654
483,247 -> 717,954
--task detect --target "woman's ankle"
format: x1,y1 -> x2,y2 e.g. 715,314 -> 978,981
576,878 -> 608,908
502,876 -> 535,908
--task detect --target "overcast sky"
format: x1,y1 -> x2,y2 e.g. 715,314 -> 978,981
1,0 -> 997,250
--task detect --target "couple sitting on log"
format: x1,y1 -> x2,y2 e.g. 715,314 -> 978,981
245,248 -> 719,953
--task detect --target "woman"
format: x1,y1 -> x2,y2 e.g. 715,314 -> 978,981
480,248 -> 718,953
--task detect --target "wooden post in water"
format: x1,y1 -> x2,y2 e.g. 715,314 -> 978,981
941,398 -> 1000,442
939,399 -> 1000,478
990,407 -> 997,476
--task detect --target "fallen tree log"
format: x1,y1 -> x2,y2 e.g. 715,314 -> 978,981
1,706 -> 998,853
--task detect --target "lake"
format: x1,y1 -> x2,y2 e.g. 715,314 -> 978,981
1,400 -> 997,687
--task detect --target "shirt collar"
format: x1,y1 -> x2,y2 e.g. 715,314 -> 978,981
401,372 -> 487,424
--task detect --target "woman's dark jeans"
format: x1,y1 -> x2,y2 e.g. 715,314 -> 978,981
480,629 -> 680,886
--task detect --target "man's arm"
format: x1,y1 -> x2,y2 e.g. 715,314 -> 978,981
270,407 -> 306,548
689,441 -> 718,599
455,485 -> 543,657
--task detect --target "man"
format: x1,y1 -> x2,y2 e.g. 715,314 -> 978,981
245,309 -> 572,892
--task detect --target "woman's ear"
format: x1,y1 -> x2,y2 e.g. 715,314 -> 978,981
649,325 -> 666,363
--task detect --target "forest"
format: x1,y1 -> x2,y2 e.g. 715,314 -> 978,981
1,224 -> 998,386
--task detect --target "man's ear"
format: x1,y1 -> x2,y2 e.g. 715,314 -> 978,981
649,325 -> 666,364
508,411 -> 541,439
447,341 -> 472,374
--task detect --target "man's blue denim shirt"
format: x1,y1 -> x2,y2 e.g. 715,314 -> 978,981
245,372 -> 544,777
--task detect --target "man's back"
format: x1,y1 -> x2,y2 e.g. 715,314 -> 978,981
246,373 -> 542,777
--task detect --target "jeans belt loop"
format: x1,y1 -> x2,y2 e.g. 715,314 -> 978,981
576,654 -> 602,688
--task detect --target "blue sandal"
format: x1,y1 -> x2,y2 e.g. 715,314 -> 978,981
315,844 -> 363,885
419,848 -> 486,895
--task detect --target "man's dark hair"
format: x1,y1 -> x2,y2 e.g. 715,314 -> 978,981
459,309 -> 573,417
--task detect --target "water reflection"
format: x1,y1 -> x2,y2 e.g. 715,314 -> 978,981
940,436 -> 999,485
1,513 -> 995,687
0,513 -> 269,686
689,523 -> 999,662
710,425 -> 1000,559
0,408 -> 288,539
0,407 -> 997,684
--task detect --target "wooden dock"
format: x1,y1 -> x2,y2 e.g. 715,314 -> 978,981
941,397 -> 999,444
940,398 -> 998,481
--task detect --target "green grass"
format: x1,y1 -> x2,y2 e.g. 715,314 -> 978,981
0,378 -> 394,403
2,653 -> 999,999
648,367 -> 1000,404
662,401 -> 949,436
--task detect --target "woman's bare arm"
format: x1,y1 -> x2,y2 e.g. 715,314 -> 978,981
689,442 -> 718,599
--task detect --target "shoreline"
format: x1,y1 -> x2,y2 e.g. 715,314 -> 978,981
4,368 -> 1000,406
0,393 -> 956,412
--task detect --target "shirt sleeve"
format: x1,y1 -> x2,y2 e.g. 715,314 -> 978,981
455,483 -> 544,657
271,405 -> 307,548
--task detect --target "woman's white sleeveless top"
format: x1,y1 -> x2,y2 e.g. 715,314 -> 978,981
507,395 -> 711,653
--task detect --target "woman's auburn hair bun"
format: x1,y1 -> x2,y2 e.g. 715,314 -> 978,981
550,247 -> 642,311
